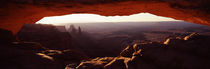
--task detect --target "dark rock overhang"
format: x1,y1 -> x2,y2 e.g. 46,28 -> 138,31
0,0 -> 209,34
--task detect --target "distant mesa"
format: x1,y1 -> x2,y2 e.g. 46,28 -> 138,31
67,24 -> 82,35
17,24 -> 72,50
55,26 -> 67,32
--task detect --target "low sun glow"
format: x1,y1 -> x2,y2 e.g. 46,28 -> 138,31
36,13 -> 180,25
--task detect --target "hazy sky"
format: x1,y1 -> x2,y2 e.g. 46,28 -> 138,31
36,13 -> 180,25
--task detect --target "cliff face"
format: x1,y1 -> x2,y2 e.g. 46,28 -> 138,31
17,24 -> 72,50
0,0 -> 210,34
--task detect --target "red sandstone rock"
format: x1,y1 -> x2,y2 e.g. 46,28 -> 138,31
0,0 -> 210,34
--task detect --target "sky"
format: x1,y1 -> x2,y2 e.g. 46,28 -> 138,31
36,13 -> 180,25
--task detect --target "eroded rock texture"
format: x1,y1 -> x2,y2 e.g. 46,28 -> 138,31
0,0 -> 210,34
1,26 -> 210,69
17,24 -> 72,50
68,33 -> 210,69
0,28 -> 62,69
0,28 -> 88,69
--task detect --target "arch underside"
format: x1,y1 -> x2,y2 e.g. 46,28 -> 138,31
0,1 -> 209,34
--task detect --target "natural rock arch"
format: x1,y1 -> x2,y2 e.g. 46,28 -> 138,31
0,0 -> 209,34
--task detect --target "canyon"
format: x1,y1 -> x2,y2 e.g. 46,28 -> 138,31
1,24 -> 210,69
1,0 -> 210,69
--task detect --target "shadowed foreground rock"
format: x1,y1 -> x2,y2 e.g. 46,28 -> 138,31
0,28 -> 63,69
0,28 -> 87,69
1,28 -> 210,69
68,33 -> 210,69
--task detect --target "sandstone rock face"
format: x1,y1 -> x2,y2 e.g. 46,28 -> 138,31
0,28 -> 63,69
42,49 -> 88,68
1,27 -> 210,69
104,57 -> 129,69
71,57 -> 130,69
17,24 -> 72,50
12,42 -> 48,52
0,46 -> 63,69
165,33 -> 210,58
1,28 -> 88,69
183,32 -> 200,40
120,46 -> 135,57
1,0 -> 210,34
68,33 -> 210,69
